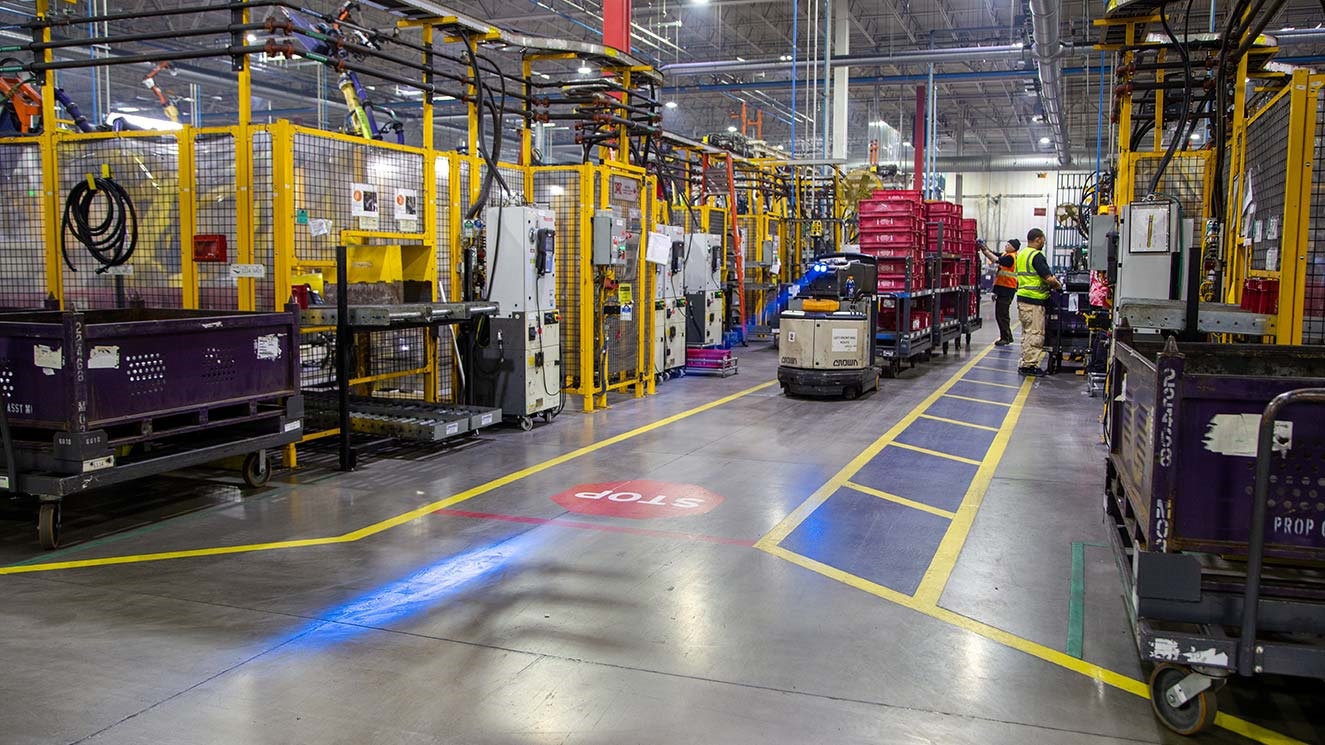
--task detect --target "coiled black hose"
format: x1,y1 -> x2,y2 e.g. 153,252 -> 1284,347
61,175 -> 137,274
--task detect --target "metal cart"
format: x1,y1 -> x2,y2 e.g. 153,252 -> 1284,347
1046,272 -> 1093,375
0,308 -> 304,548
1104,335 -> 1325,735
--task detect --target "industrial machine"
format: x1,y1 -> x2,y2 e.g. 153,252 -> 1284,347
683,232 -> 724,347
472,204 -> 562,430
652,224 -> 686,379
777,253 -> 879,399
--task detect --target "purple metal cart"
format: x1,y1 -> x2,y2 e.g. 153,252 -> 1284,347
0,308 -> 304,548
1105,332 -> 1325,735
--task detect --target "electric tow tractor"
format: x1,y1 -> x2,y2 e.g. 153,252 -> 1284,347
777,253 -> 880,399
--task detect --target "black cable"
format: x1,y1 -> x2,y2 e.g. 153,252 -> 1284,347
1147,0 -> 1194,196
61,174 -> 137,274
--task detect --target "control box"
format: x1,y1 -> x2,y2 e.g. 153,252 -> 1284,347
592,208 -> 632,266
1118,201 -> 1193,303
653,224 -> 685,301
682,233 -> 722,294
485,205 -> 557,314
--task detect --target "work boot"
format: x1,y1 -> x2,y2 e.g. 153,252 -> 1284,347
994,339 -> 1011,346
1018,366 -> 1045,377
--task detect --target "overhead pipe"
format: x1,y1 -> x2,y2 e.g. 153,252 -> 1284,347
1029,0 -> 1070,166
932,153 -> 1095,171
659,44 -> 1028,77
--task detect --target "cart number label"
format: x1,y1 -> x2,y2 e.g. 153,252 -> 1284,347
88,345 -> 120,370
284,420 -> 301,433
34,344 -> 63,371
254,334 -> 283,361
1157,368 -> 1177,467
831,328 -> 859,352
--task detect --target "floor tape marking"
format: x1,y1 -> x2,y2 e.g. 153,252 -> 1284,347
843,481 -> 957,520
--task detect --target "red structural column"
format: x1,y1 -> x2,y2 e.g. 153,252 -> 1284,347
603,0 -> 631,52
913,85 -> 926,193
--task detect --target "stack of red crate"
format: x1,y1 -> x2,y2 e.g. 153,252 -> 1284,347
960,217 -> 980,314
925,201 -> 963,290
858,189 -> 926,292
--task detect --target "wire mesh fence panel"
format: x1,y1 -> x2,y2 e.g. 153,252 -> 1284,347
290,131 -> 426,271
193,132 -> 238,310
480,163 -> 527,205
58,135 -> 182,310
606,172 -> 642,378
1132,154 -> 1207,229
252,130 -> 276,310
535,168 -> 582,388
1054,172 -> 1092,271
435,155 -> 455,401
0,141 -> 47,309
1244,95 -> 1292,272
1304,86 -> 1325,344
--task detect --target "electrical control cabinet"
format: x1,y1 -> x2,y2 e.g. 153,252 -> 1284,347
472,313 -> 562,423
653,224 -> 685,301
592,208 -> 632,266
474,205 -> 561,424
1117,201 -> 1193,304
682,233 -> 724,347
485,205 -> 557,314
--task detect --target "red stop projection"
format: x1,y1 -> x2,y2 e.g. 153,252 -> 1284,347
550,479 -> 724,520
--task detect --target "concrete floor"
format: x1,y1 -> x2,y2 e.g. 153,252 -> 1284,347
1,313 -> 1322,745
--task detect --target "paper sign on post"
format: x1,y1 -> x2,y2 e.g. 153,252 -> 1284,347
351,183 -> 379,217
395,189 -> 418,221
644,231 -> 671,265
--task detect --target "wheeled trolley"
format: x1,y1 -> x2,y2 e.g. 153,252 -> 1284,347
0,308 -> 304,548
778,253 -> 880,399
1104,335 -> 1325,735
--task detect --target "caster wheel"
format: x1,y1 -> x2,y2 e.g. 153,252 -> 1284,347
242,452 -> 271,488
842,386 -> 860,401
519,416 -> 534,432
542,411 -> 554,423
1149,664 -> 1218,736
37,502 -> 61,550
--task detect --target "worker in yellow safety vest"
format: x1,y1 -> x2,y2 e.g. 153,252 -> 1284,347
979,238 -> 1020,346
1015,228 -> 1062,377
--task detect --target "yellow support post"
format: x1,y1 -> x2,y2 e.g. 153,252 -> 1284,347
37,0 -> 62,307
235,9 -> 255,311
580,164 -> 599,412
1223,54 -> 1253,306
178,129 -> 198,309
1276,69 -> 1316,345
422,25 -> 440,404
271,120 -> 295,310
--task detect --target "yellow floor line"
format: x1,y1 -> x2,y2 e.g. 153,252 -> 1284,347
757,345 -> 997,549
912,377 -> 1033,605
1,380 -> 779,576
888,441 -> 983,466
973,364 -> 1018,373
918,414 -> 999,433
844,481 -> 956,519
760,543 -> 1303,745
943,393 -> 1014,408
959,378 -> 1021,390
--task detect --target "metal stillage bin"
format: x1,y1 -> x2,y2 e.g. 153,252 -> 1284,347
0,309 -> 304,549
1104,333 -> 1325,735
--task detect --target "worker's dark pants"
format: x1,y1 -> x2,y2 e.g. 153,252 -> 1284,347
994,292 -> 1014,342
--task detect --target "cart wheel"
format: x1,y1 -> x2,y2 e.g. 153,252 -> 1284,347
542,411 -> 554,423
1149,664 -> 1218,736
842,386 -> 860,401
242,452 -> 271,488
519,416 -> 534,432
37,502 -> 60,550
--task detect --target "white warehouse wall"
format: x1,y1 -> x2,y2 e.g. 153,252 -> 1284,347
943,171 -> 1060,251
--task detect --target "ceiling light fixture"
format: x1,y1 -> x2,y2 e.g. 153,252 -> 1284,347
1039,136 -> 1051,144
691,0 -> 710,5
577,62 -> 592,75
1190,132 -> 1203,141
902,140 -> 912,147
665,101 -> 678,109
870,120 -> 885,127
727,125 -> 737,132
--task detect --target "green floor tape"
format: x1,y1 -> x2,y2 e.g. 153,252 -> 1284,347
1067,541 -> 1108,659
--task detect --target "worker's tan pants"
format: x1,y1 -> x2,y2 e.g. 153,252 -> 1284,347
1018,301 -> 1046,369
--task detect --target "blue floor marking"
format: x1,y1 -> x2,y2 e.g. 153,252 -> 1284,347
962,367 -> 1022,384
851,446 -> 978,513
895,417 -> 997,462
926,396 -> 1010,429
948,380 -> 1021,405
781,486 -> 951,596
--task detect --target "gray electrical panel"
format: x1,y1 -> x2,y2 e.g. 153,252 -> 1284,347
1088,213 -> 1116,272
592,209 -> 630,266
1117,201 -> 1194,304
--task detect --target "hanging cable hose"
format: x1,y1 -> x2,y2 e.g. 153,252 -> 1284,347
1146,0 -> 1195,196
61,172 -> 138,274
